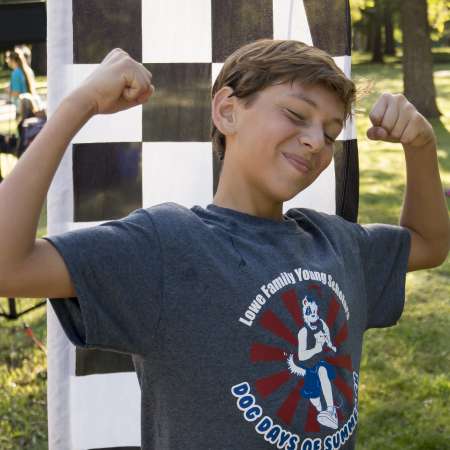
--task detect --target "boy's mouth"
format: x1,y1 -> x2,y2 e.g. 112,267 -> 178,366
282,152 -> 311,174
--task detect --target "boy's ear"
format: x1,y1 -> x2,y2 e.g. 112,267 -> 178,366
212,86 -> 238,137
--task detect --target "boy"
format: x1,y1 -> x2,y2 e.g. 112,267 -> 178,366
0,40 -> 448,449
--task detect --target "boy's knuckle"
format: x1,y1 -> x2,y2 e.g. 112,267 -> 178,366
369,111 -> 379,121
401,136 -> 413,145
404,102 -> 415,112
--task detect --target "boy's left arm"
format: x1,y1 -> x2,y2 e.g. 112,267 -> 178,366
367,93 -> 450,272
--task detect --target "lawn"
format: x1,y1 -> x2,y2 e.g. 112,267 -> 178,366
0,56 -> 449,449
353,56 -> 450,449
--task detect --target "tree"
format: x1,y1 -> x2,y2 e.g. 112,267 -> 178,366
400,0 -> 441,118
351,0 -> 399,60
370,0 -> 384,62
384,1 -> 396,55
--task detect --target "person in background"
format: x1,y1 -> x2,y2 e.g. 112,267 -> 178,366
3,49 -> 46,157
15,44 -> 32,66
5,49 -> 38,118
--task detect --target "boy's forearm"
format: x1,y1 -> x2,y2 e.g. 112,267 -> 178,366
400,142 -> 450,261
0,89 -> 95,269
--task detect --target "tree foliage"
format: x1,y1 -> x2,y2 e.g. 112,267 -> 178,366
428,0 -> 450,41
351,0 -> 450,52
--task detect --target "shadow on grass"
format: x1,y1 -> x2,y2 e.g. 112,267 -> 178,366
358,182 -> 404,224
360,169 -> 403,184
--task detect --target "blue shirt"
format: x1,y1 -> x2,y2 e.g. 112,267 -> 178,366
44,202 -> 411,450
10,67 -> 27,94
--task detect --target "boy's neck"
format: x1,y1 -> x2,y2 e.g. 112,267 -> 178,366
213,187 -> 284,222
213,148 -> 285,222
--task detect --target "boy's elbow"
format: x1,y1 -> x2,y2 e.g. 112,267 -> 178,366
434,242 -> 449,267
407,228 -> 449,271
424,236 -> 449,268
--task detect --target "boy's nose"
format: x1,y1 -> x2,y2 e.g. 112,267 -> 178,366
298,128 -> 325,153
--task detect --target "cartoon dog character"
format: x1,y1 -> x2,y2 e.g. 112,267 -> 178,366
287,296 -> 338,430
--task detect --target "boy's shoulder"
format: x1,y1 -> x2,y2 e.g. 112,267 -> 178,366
139,203 -> 368,245
142,203 -> 364,231
285,207 -> 370,251
286,207 -> 362,233
141,201 -> 203,230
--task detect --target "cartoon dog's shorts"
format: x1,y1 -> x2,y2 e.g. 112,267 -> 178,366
300,360 -> 336,399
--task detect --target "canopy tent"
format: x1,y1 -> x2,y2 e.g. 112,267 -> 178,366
46,1 -> 358,448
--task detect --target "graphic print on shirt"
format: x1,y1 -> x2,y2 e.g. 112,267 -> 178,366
286,296 -> 339,431
231,268 -> 359,450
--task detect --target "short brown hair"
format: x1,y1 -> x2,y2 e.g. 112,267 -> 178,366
211,39 -> 356,160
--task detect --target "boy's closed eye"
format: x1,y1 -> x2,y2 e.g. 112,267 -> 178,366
285,108 -> 338,144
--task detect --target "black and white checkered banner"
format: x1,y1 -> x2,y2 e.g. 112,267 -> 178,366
46,1 -> 358,448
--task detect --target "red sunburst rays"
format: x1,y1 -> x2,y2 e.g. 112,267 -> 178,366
281,289 -> 303,327
305,402 -> 321,433
251,288 -> 353,430
325,296 -> 340,329
250,343 -> 288,363
255,370 -> 292,399
334,323 -> 349,347
276,379 -> 304,425
260,310 -> 297,346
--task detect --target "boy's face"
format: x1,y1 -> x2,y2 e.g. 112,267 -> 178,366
224,81 -> 345,203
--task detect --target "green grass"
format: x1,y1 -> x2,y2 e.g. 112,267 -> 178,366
0,203 -> 48,450
0,57 -> 449,449
0,63 -> 48,443
353,58 -> 450,450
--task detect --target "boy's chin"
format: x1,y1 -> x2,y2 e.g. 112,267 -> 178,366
276,179 -> 316,202
269,189 -> 308,206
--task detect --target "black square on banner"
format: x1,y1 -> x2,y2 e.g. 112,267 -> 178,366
73,0 -> 142,63
142,63 -> 212,142
73,142 -> 142,221
76,348 -> 135,376
303,0 -> 351,56
211,0 -> 273,62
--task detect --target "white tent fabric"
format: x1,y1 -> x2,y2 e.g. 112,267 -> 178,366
46,1 -> 357,448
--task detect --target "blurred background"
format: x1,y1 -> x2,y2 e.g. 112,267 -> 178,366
0,0 -> 448,449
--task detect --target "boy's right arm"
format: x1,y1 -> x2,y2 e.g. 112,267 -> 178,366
0,49 -> 154,299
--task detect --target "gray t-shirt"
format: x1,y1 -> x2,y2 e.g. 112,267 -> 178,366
45,202 -> 411,450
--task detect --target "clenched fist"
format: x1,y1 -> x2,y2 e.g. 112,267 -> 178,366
73,48 -> 154,115
367,93 -> 436,150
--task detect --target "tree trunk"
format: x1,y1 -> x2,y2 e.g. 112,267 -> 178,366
384,2 -> 396,55
371,2 -> 384,63
362,11 -> 372,52
400,0 -> 440,118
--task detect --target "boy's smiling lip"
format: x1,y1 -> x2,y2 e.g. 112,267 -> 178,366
282,152 -> 312,173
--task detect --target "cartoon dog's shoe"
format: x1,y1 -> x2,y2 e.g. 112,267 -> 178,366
317,407 -> 338,430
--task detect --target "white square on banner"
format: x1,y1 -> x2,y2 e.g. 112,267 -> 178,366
142,0 -> 212,63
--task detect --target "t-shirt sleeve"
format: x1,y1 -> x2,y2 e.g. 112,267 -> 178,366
43,208 -> 163,357
357,223 -> 411,330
